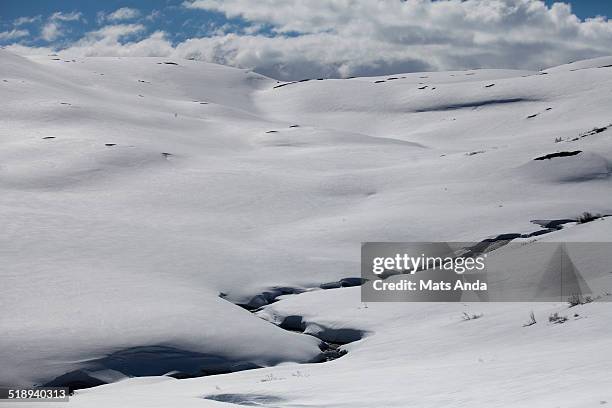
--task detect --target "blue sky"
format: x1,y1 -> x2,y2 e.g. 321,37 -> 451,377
544,0 -> 612,19
0,0 -> 252,46
1,1 -> 612,80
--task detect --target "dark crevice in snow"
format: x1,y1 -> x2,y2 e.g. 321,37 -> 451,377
530,218 -> 576,230
43,217 -> 602,393
470,215 -> 609,252
260,313 -> 362,362
273,78 -> 316,89
526,107 -> 552,119
380,217 -> 607,279
534,150 -> 582,160
228,277 -> 365,311
42,345 -> 270,392
43,370 -> 106,393
276,315 -> 365,345
219,281 -> 369,365
226,286 -> 306,311
470,219 -> 575,250
318,342 -> 349,361
273,82 -> 293,88
39,213 -> 598,393
374,217 -> 605,283
319,277 -> 366,290
570,123 -> 611,141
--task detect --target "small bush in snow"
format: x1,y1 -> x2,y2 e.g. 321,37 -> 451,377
462,312 -> 483,321
567,293 -> 582,307
523,311 -> 537,327
260,373 -> 283,382
577,211 -> 601,224
567,293 -> 595,307
549,312 -> 568,324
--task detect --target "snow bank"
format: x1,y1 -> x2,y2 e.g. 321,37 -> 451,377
1,49 -> 611,405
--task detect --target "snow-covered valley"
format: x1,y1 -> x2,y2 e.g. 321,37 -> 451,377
1,48 -> 612,407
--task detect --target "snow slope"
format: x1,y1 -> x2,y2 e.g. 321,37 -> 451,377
1,49 -> 612,406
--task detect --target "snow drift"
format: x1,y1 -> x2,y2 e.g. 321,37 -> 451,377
1,49 -> 612,406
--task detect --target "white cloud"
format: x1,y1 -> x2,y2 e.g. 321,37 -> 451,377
41,22 -> 62,42
13,15 -> 41,26
104,7 -> 142,22
50,11 -> 83,22
88,24 -> 146,41
6,1 -> 612,80
0,29 -> 29,41
40,11 -> 83,42
177,0 -> 612,79
57,24 -> 174,58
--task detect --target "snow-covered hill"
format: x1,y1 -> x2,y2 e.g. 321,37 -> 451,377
1,49 -> 611,407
